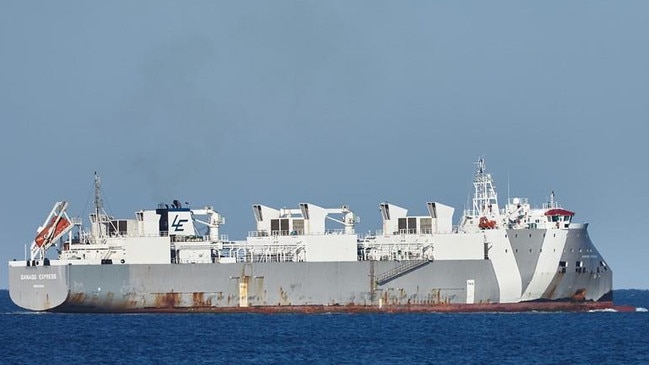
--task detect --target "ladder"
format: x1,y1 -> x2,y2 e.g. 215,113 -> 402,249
375,259 -> 432,286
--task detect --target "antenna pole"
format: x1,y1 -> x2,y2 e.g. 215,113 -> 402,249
93,172 -> 105,238
94,172 -> 102,219
507,171 -> 510,204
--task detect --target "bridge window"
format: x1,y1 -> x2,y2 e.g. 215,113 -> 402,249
408,218 -> 417,234
270,219 -> 290,235
420,218 -> 432,234
398,218 -> 406,232
398,217 -> 418,234
109,220 -> 128,236
292,219 -> 304,235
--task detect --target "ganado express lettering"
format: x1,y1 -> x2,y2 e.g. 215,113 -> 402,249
20,273 -> 57,280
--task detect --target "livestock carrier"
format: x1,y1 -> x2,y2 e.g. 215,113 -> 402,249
8,159 -> 612,312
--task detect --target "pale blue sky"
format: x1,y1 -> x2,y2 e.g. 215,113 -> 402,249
1,1 -> 647,289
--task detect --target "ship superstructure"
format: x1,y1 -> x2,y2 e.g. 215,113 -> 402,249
8,159 -> 612,312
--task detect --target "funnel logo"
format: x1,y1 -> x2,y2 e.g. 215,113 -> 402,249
171,215 -> 188,232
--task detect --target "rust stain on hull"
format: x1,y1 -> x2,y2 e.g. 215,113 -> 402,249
52,300 -> 614,314
154,292 -> 181,308
68,292 -> 87,304
571,288 -> 587,302
192,292 -> 212,307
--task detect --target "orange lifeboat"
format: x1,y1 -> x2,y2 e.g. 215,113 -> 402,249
34,217 -> 71,247
478,216 -> 496,229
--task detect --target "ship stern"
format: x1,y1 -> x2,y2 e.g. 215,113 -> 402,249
8,261 -> 69,311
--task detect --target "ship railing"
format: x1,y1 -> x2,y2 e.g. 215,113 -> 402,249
248,230 -> 304,237
322,228 -> 347,235
271,230 -> 304,237
103,230 -> 177,239
100,231 -> 225,242
358,241 -> 432,261
171,235 -> 209,243
360,228 -> 441,239
247,228 -> 351,237
542,201 -> 560,209
249,230 -> 269,237
359,250 -> 430,262
219,241 -> 304,263
396,228 -> 437,235
359,241 -> 428,249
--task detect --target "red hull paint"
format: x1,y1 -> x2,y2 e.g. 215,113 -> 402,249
612,305 -> 636,312
54,301 -> 614,314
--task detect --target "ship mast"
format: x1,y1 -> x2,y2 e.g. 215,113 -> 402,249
470,158 -> 500,219
91,172 -> 110,238
94,172 -> 102,224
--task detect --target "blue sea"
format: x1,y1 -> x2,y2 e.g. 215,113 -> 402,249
1,290 -> 647,365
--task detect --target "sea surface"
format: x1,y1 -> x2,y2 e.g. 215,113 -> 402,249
1,289 -> 647,365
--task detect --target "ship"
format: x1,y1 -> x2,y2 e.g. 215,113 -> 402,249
8,158 -> 612,312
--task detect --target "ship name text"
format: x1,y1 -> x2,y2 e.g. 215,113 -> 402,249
20,274 -> 57,280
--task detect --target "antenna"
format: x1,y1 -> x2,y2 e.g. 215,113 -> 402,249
94,171 -> 103,223
507,171 -> 510,204
550,190 -> 555,208
91,172 -> 116,238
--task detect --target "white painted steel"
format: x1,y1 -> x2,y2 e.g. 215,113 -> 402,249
466,279 -> 475,304
521,229 -> 568,300
485,230 -> 523,303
